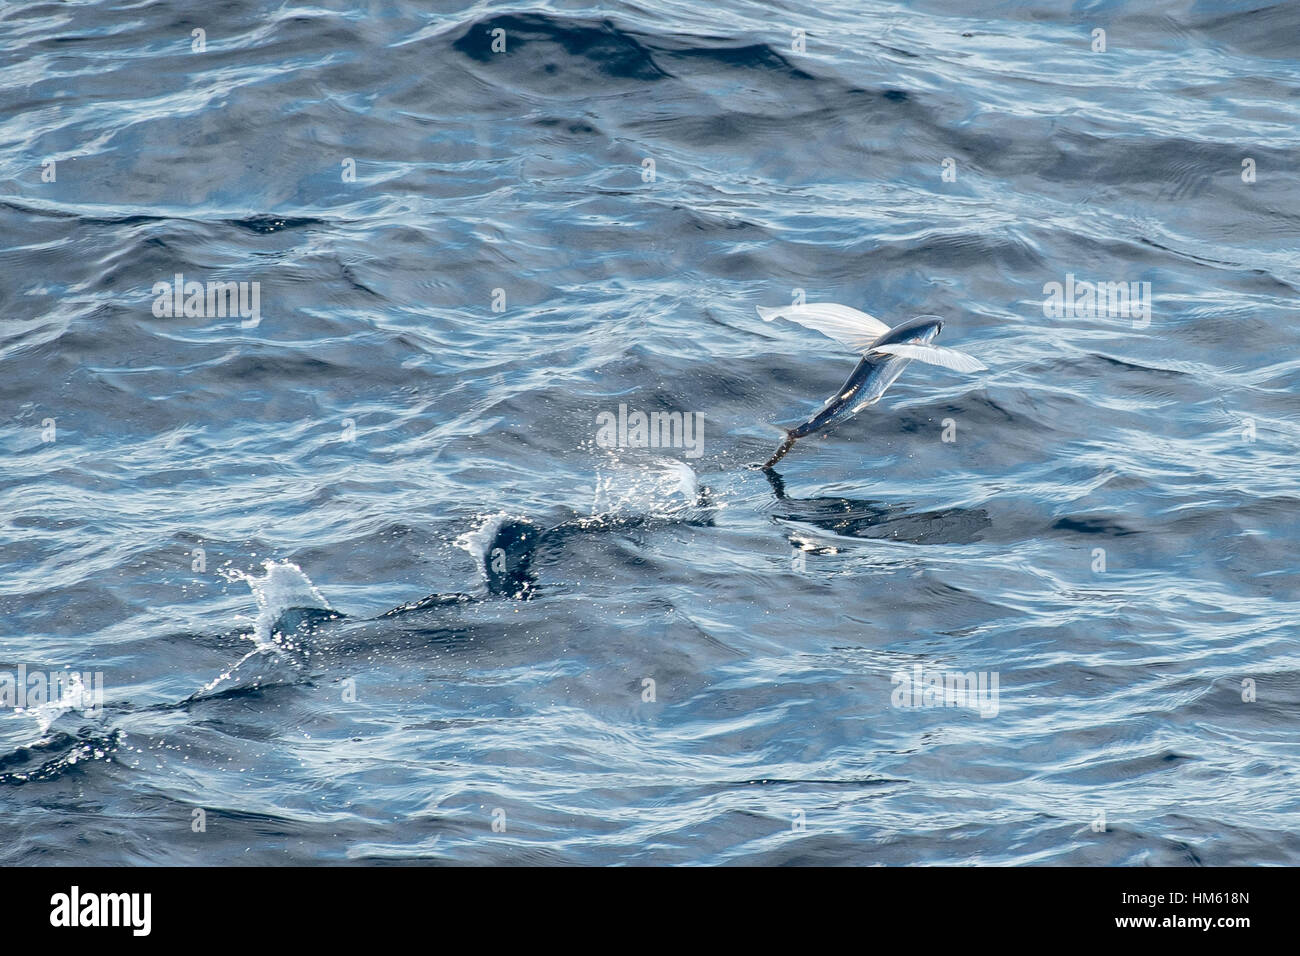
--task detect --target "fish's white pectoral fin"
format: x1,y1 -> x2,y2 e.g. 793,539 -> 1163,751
756,302 -> 891,353
869,343 -> 987,373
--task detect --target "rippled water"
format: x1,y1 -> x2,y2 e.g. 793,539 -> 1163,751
2,0 -> 1298,865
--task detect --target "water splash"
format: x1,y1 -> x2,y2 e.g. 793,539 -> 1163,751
221,560 -> 332,650
29,672 -> 96,734
591,456 -> 701,518
456,512 -> 521,584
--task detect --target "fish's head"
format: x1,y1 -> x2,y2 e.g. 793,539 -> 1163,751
873,314 -> 943,347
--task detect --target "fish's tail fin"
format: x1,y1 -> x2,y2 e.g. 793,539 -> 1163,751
755,428 -> 797,470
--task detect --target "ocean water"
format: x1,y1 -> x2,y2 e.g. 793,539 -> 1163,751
2,0 -> 1298,865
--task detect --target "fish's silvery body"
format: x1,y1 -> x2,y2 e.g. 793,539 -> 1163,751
788,316 -> 942,439
754,305 -> 983,468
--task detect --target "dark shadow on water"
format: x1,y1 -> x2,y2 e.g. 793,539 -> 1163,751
761,467 -> 991,545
